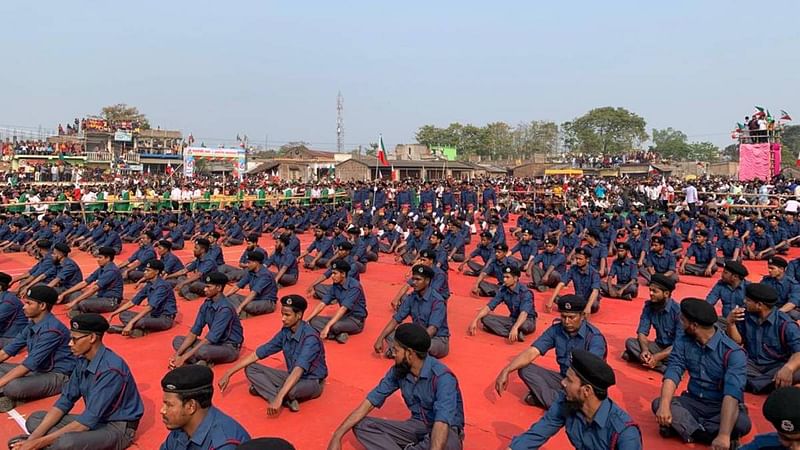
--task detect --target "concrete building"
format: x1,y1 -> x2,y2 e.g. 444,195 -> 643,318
335,158 -> 477,181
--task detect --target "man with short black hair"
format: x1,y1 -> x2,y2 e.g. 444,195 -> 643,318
328,323 -> 464,450
108,259 -> 177,337
225,251 -> 278,318
623,274 -> 681,373
219,295 -> 327,415
60,247 -> 124,316
306,260 -> 368,344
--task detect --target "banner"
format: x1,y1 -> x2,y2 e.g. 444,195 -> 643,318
114,131 -> 132,142
738,143 -> 771,181
183,147 -> 245,180
772,142 -> 782,176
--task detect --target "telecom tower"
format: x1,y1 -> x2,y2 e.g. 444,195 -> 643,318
336,91 -> 344,153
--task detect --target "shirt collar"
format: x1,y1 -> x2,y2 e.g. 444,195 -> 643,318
289,321 -> 309,342
190,406 -> 220,445
584,398 -> 612,427
86,345 -> 108,374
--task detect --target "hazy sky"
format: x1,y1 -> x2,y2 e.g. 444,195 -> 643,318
1,1 -> 798,152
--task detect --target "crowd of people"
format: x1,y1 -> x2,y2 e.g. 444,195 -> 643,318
1,140 -> 85,158
0,172 -> 798,449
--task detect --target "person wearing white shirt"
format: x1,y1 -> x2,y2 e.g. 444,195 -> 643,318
683,183 -> 698,216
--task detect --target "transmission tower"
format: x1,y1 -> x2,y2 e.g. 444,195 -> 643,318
336,91 -> 344,153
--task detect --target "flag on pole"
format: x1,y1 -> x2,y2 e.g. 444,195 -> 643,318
377,135 -> 389,167
755,106 -> 765,113
781,110 -> 793,121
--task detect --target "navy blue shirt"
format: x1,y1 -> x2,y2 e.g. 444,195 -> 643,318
30,253 -> 57,281
127,245 -> 156,270
735,309 -> 800,367
367,356 -> 464,430
510,393 -> 642,450
468,243 -> 494,263
686,242 -> 715,265
159,406 -> 250,450
760,275 -> 800,310
739,432 -> 788,450
131,277 -> 177,317
393,288 -> 449,338
664,330 -> 747,402
636,299 -> 682,348
488,282 -> 536,320
609,258 -> 638,284
2,312 -> 76,374
55,345 -> 143,429
716,236 -> 742,259
306,237 -> 334,260
534,250 -> 566,274
236,266 -> 278,303
0,291 -> 27,338
706,279 -> 749,318
511,240 -> 538,262
646,250 -> 676,273
160,251 -> 185,275
186,255 -> 217,277
54,257 -> 83,289
323,277 -> 368,321
563,265 -> 601,302
190,296 -> 244,346
256,321 -> 328,380
532,321 -> 607,375
86,262 -> 124,299
559,232 -> 581,255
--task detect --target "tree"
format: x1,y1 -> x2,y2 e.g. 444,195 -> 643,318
562,107 -> 647,155
100,104 -> 150,129
512,121 -> 559,160
781,125 -> 800,166
686,141 -> 720,162
652,127 -> 689,160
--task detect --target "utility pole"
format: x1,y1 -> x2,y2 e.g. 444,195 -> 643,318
336,91 -> 344,153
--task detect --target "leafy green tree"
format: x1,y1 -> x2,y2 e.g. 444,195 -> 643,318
686,141 -> 720,162
722,143 -> 739,161
100,104 -> 150,129
562,107 -> 647,155
781,125 -> 800,167
652,127 -> 690,160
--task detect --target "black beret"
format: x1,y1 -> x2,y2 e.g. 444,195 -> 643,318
415,224 -> 426,231
236,438 -> 296,450
36,239 -> 52,249
650,236 -> 665,245
544,238 -> 558,246
210,231 -> 221,239
724,260 -> 748,278
763,386 -> 800,435
412,264 -> 435,279
338,241 -> 353,251
143,231 -> 157,241
566,221 -> 577,227
586,229 -> 600,239
754,221 -> 767,229
745,282 -> 779,305
418,249 -> 436,259
680,298 -> 717,327
247,251 -> 265,263
195,238 -> 211,248
280,294 -> 307,312
615,242 -> 629,251
494,243 -> 508,252
631,223 -> 642,230
431,230 -> 444,240
286,224 -> 296,231
204,271 -> 228,286
557,294 -> 587,312
660,222 -> 673,229
53,242 -> 71,254
503,265 -> 521,277
571,349 -> 615,391
449,220 -> 462,229
0,272 -> 11,285
768,256 -> 788,269
26,284 -> 58,305
278,233 -> 291,244
346,226 -> 361,235
574,247 -> 591,257
600,217 -> 610,223
388,220 -> 397,225
723,223 -> 736,231
157,239 -> 173,249
480,231 -> 492,239
650,273 -> 676,292
161,365 -> 213,393
331,260 -> 350,273
522,228 -> 533,235
97,246 -> 116,257
104,220 -> 116,228
696,229 -> 709,237
247,233 -> 260,243
70,313 -> 110,334
394,323 -> 431,353
145,259 -> 164,271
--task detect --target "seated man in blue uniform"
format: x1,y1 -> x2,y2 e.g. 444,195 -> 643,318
545,247 -> 601,314
495,294 -> 607,410
301,225 -> 334,269
328,323 -> 465,450
472,243 -> 516,298
374,265 -> 450,359
716,224 -> 743,266
10,239 -> 56,296
601,242 -> 639,301
760,257 -> 800,321
529,238 -> 566,292
725,283 -> 800,394
219,295 -> 327,414
653,298 -> 752,447
47,243 -> 83,297
265,234 -> 299,287
171,238 -> 217,300
170,272 -> 244,367
739,386 -> 800,450
389,248 -> 450,310
225,250 -> 278,319
159,365 -> 251,449
107,259 -> 178,338
306,260 -> 368,344
679,229 -> 718,277
622,274 -> 681,373
8,313 -> 143,450
60,246 -> 124,317
154,239 -> 185,287
0,285 -> 76,413
468,265 -> 536,342
458,231 -> 494,276
508,349 -> 642,450
117,231 -> 157,283
0,272 -> 27,348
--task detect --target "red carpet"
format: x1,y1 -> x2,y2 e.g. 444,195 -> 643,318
0,228 -> 792,449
